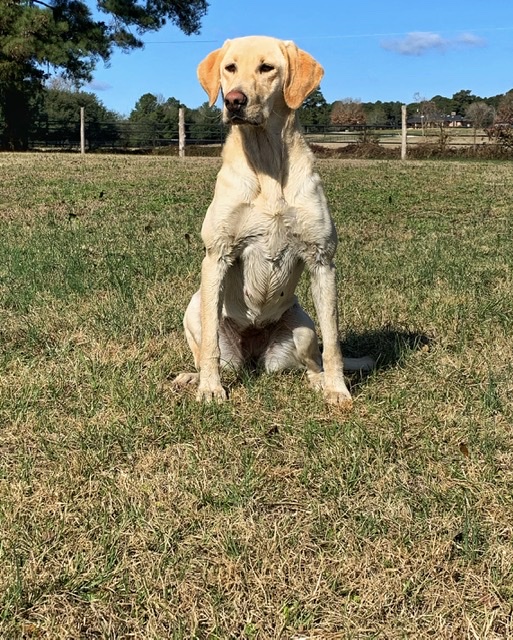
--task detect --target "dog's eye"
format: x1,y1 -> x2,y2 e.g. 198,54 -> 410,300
225,63 -> 237,73
259,63 -> 274,73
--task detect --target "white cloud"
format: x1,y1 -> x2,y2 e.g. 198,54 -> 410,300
457,32 -> 486,47
381,31 -> 486,56
87,80 -> 113,91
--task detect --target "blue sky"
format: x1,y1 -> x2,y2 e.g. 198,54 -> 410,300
87,0 -> 513,116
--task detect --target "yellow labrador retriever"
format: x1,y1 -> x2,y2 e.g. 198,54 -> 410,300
174,35 -> 372,405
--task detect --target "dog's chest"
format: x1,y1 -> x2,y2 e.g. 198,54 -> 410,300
227,211 -> 306,319
242,232 -> 299,294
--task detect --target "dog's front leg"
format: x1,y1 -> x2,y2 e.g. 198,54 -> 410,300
310,261 -> 352,407
197,252 -> 228,402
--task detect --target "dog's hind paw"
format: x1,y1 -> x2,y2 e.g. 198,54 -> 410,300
173,372 -> 227,402
172,372 -> 200,387
307,371 -> 325,391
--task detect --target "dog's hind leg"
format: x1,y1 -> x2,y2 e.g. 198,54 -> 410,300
261,304 -> 324,388
261,303 -> 374,391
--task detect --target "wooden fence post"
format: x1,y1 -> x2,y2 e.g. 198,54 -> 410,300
401,104 -> 407,160
80,107 -> 85,154
179,107 -> 185,157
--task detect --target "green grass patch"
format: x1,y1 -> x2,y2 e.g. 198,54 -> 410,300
0,153 -> 512,638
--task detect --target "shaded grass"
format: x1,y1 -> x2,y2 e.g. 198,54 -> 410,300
0,154 -> 513,638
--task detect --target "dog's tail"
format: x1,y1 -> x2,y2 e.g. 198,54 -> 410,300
343,356 -> 375,373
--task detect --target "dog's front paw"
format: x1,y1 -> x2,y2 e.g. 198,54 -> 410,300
196,383 -> 227,403
323,382 -> 353,408
324,388 -> 353,407
308,373 -> 353,407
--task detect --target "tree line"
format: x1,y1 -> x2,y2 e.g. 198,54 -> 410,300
20,79 -> 224,149
302,88 -> 513,131
1,0 -> 513,150
4,81 -> 512,150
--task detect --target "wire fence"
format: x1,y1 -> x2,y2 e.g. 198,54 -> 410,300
20,119 -> 498,153
25,120 -> 226,151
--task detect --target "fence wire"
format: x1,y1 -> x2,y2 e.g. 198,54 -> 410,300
12,119 -> 498,152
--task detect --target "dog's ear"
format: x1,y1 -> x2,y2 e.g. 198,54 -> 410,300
282,41 -> 324,110
197,41 -> 230,106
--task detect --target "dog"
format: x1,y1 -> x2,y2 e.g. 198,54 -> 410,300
174,35 -> 373,405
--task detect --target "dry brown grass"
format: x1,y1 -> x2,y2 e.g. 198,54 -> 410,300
0,154 -> 512,638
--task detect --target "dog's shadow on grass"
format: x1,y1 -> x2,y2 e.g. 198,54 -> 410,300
338,325 -> 433,382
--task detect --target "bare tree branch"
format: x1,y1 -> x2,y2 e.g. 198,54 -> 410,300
31,0 -> 55,9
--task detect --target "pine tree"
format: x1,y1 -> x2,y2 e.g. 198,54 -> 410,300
298,88 -> 330,127
0,0 -> 208,149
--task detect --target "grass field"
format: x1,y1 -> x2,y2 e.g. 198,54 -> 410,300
1,153 -> 512,639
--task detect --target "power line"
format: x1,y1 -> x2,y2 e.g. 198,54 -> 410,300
141,26 -> 513,45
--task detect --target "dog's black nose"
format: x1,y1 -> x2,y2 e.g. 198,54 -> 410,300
224,90 -> 247,113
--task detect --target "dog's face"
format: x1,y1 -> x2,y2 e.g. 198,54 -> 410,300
198,36 -> 324,126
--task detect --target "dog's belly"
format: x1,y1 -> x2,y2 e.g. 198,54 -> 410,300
223,239 -> 305,327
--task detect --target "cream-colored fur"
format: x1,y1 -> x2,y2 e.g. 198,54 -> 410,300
174,35 -> 373,405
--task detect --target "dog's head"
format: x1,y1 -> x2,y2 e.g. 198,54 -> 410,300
197,36 -> 324,126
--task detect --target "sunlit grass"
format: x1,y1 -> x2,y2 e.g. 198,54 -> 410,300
0,153 -> 512,638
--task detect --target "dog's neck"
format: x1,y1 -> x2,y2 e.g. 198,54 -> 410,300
225,109 -> 312,207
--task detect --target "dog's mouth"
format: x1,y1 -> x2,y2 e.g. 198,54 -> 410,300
223,105 -> 262,126
225,113 -> 261,126
230,116 -> 257,125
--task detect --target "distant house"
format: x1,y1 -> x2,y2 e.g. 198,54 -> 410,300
446,113 -> 472,128
407,112 -> 472,128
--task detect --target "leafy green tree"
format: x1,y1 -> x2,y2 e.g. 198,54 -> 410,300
37,84 -> 121,148
363,101 -> 387,127
161,96 -> 182,139
450,90 -> 478,115
363,101 -> 402,127
0,0 -> 208,149
381,101 -> 404,126
130,93 -> 162,123
483,93 -> 504,112
129,93 -> 163,146
298,88 -> 330,128
431,94 -> 454,116
128,93 -> 183,146
187,101 -> 223,141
